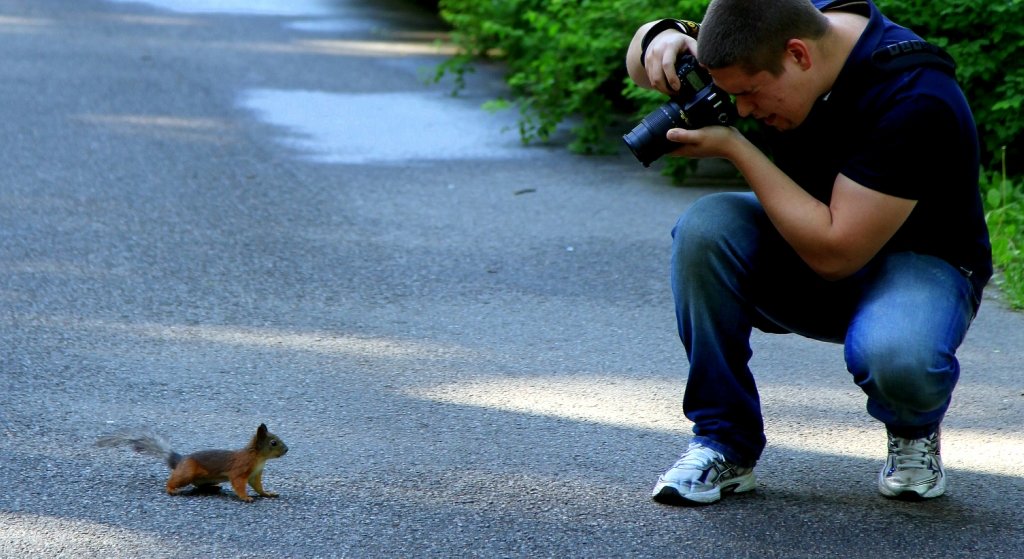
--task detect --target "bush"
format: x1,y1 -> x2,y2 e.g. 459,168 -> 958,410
435,0 -> 1022,176
435,0 -> 710,157
878,0 -> 1024,175
984,148 -> 1024,308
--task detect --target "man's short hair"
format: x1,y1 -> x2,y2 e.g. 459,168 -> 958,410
698,0 -> 829,75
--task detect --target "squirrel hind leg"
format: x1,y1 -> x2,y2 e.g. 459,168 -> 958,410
166,480 -> 184,496
166,460 -> 200,495
166,475 -> 190,496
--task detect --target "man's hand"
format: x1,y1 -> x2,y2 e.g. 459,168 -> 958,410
666,126 -> 742,160
646,33 -> 698,95
626,21 -> 698,94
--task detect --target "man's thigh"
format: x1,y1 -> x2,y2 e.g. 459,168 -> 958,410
846,252 -> 977,369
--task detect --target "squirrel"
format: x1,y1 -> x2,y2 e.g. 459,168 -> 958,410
97,423 -> 288,502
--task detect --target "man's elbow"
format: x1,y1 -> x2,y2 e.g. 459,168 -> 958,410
626,61 -> 649,89
625,22 -> 656,88
807,256 -> 864,282
816,268 -> 853,282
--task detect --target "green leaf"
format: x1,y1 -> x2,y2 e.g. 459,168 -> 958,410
988,188 -> 1003,207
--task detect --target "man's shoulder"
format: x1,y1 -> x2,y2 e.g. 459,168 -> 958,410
813,0 -> 872,15
860,60 -> 967,117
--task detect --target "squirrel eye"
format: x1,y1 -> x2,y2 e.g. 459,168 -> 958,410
270,440 -> 277,446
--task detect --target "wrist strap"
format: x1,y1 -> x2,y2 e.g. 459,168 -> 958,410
639,19 -> 700,68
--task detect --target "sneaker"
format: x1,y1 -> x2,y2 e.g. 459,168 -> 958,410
878,429 -> 945,499
652,442 -> 756,505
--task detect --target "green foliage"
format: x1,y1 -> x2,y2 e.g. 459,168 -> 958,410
435,0 -> 710,158
876,0 -> 1024,174
435,0 -> 1022,178
983,148 -> 1024,308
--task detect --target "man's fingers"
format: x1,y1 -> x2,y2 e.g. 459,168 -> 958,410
667,128 -> 691,143
662,50 -> 681,93
645,53 -> 670,93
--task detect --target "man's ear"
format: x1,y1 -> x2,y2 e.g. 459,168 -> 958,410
785,38 -> 813,70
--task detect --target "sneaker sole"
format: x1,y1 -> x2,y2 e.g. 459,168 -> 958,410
878,473 -> 946,500
652,473 -> 756,506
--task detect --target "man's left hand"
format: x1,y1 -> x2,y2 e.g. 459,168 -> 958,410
666,126 -> 741,160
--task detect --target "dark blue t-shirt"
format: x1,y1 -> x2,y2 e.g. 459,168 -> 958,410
768,0 -> 991,297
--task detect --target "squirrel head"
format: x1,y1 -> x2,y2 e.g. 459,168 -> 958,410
252,423 -> 289,458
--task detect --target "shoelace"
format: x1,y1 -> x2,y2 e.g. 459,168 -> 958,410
889,435 -> 938,471
672,444 -> 724,470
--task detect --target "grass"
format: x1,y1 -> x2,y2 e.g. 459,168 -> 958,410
982,147 -> 1024,309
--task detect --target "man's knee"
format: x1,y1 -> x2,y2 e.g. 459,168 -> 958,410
672,193 -> 759,262
674,192 -> 748,237
848,340 -> 958,413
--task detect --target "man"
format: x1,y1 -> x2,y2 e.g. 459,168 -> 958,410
626,0 -> 991,505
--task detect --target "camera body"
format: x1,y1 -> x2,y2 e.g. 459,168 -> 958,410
623,54 -> 738,167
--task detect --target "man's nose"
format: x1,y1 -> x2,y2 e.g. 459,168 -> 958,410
734,97 -> 755,118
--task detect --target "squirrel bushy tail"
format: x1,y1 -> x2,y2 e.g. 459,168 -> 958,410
96,428 -> 183,469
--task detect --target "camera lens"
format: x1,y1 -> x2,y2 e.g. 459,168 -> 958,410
622,100 -> 686,167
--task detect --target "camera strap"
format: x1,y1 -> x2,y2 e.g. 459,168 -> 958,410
639,19 -> 701,69
870,39 -> 957,77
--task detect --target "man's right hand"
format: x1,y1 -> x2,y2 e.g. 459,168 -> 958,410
626,20 -> 699,95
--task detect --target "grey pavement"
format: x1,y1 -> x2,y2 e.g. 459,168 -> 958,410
1,0 -> 1022,557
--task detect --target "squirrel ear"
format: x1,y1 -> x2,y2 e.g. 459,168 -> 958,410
257,423 -> 268,437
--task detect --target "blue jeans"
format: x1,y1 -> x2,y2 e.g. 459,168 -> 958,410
671,192 -> 980,467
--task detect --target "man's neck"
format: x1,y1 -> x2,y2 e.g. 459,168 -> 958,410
816,11 -> 869,94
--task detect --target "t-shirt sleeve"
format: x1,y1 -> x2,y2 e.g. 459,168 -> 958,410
839,87 -> 962,201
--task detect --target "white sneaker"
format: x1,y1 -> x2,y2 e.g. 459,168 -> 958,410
652,442 -> 756,505
878,429 -> 945,499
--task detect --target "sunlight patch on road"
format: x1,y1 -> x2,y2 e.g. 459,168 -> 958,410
0,16 -> 54,32
0,513 -> 168,557
238,89 -> 540,164
94,13 -> 205,26
73,113 -> 233,144
75,113 -> 226,130
297,38 -> 458,57
0,16 -> 52,26
408,376 -> 687,433
89,320 -> 474,361
104,0 -> 335,16
285,18 -> 371,34
221,38 -> 460,57
408,376 -> 1024,477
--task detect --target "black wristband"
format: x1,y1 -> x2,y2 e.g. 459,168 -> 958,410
639,19 -> 700,69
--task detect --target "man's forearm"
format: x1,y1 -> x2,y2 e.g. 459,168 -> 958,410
725,134 -> 854,279
626,20 -> 662,88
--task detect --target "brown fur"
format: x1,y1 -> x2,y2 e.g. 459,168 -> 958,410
98,423 -> 288,502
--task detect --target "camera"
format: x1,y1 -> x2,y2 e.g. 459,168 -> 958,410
623,54 -> 738,167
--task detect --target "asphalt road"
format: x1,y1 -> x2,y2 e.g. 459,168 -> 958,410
1,1 -> 1022,557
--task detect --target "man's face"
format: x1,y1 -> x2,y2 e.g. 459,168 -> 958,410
708,62 -> 816,132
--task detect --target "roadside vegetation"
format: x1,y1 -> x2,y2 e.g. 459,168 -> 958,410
984,150 -> 1024,308
431,0 -> 1024,308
